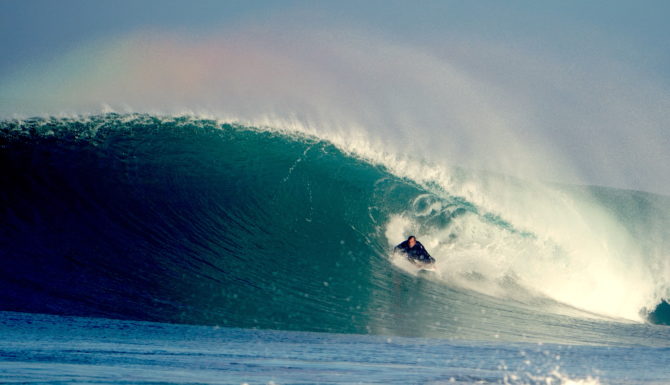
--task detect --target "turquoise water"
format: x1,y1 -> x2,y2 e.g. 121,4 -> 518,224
1,114 -> 669,383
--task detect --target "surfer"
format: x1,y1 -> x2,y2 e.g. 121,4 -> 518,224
394,236 -> 435,266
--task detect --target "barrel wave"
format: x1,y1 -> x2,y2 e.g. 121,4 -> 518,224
1,114 -> 668,344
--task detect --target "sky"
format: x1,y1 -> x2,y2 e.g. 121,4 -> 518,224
1,0 -> 670,194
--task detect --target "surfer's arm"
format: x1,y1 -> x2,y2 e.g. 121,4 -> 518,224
418,244 -> 434,262
422,247 -> 432,259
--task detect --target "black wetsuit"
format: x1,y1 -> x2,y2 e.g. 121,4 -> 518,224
394,240 -> 435,264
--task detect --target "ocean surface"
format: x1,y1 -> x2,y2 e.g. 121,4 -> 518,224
1,114 -> 669,384
2,311 -> 669,385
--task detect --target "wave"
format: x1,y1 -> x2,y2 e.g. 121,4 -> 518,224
0,114 -> 668,342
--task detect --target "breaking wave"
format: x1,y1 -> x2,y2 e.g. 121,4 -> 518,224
1,114 -> 668,343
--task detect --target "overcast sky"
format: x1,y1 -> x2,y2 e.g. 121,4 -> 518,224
2,1 -> 670,194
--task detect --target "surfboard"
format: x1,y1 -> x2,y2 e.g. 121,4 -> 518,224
416,264 -> 436,272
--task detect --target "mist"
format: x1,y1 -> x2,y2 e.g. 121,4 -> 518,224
2,8 -> 670,195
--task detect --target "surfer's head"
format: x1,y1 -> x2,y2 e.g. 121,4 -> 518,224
407,236 -> 416,248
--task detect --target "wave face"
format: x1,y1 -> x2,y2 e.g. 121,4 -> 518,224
1,114 -> 668,342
